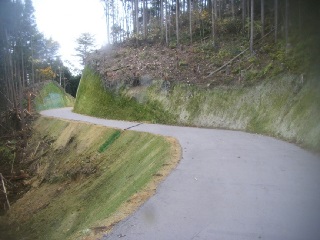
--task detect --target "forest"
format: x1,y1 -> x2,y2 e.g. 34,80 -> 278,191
100,0 -> 318,49
0,0 -> 79,132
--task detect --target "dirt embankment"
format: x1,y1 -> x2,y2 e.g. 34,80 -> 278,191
87,39 -> 263,90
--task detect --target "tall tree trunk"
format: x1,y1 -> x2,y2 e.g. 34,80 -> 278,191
231,0 -> 235,19
161,0 -> 164,41
135,0 -> 139,37
274,0 -> 278,42
18,67 -> 25,135
132,0 -> 136,33
241,0 -> 246,32
176,0 -> 179,46
105,0 -> 110,44
211,0 -> 215,45
189,0 -> 192,44
214,0 -> 218,19
121,0 -> 128,40
285,0 -> 289,54
247,0 -> 250,39
112,0 -> 115,41
143,0 -> 147,39
261,0 -> 264,37
250,0 -> 254,54
31,37 -> 35,84
21,48 -> 25,88
165,0 -> 169,45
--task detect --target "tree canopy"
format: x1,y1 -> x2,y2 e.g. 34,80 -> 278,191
75,33 -> 96,66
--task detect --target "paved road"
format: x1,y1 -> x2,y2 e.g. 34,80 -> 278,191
41,108 -> 320,240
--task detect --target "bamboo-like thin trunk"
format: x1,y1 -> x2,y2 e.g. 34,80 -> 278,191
285,0 -> 289,54
274,0 -> 278,42
161,0 -> 164,41
31,36 -> 35,83
211,0 -> 215,45
176,0 -> 179,46
143,0 -> 147,39
135,0 -> 139,37
250,0 -> 254,54
189,0 -> 192,44
165,0 -> 169,45
247,0 -> 250,39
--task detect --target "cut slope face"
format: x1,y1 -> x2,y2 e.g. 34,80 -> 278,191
75,68 -> 320,152
0,117 -> 180,240
34,81 -> 74,111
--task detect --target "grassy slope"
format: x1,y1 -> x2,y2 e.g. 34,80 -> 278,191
74,68 -> 174,124
149,75 -> 320,151
0,117 -> 180,240
75,68 -> 320,151
35,81 -> 74,111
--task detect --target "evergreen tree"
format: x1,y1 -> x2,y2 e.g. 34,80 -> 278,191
75,33 -> 96,66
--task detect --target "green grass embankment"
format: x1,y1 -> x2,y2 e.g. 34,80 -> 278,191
74,67 -> 174,124
75,68 -> 320,151
148,76 -> 320,151
35,81 -> 74,111
0,117 -> 180,240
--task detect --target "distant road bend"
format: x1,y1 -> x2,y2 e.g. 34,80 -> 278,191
41,107 -> 320,240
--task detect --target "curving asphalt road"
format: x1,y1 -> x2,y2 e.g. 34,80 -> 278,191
41,108 -> 320,240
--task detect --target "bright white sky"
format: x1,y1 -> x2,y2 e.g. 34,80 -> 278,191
32,0 -> 108,73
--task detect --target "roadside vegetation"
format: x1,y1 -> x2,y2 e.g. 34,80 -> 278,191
35,81 -> 75,111
73,1 -> 319,152
0,117 -> 180,240
1,1 -> 319,239
76,68 -> 320,152
74,67 -> 175,124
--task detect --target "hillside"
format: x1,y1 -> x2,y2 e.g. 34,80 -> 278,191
0,117 -> 180,240
87,34 -> 311,89
74,18 -> 320,152
74,1 -> 320,151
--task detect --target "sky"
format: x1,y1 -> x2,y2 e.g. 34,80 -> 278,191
32,0 -> 108,73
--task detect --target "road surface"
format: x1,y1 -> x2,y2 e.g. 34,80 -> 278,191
41,108 -> 320,240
